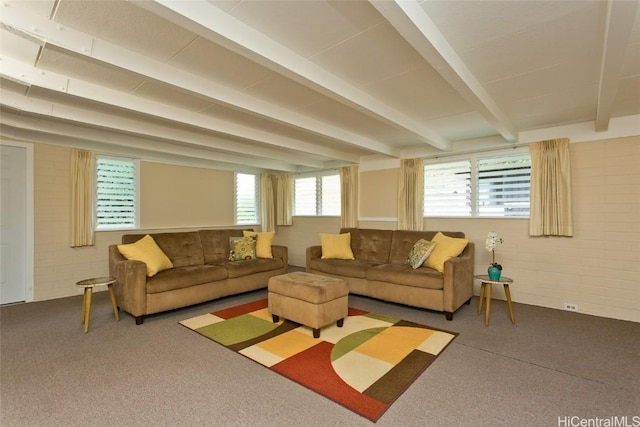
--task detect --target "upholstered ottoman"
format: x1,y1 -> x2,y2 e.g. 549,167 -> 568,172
268,272 -> 349,338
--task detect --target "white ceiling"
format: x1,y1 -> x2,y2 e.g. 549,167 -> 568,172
1,0 -> 639,172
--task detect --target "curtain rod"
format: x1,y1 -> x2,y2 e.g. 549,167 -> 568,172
424,142 -> 531,160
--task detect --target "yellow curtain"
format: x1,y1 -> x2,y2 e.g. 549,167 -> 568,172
276,174 -> 292,226
71,149 -> 96,247
529,138 -> 573,237
397,158 -> 424,231
339,165 -> 359,228
260,173 -> 275,232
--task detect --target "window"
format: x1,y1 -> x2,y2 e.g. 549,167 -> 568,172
96,156 -> 137,229
293,172 -> 340,216
235,173 -> 258,224
477,153 -> 530,217
424,160 -> 471,217
424,152 -> 530,217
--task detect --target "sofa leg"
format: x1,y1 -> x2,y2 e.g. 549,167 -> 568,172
135,315 -> 144,325
465,298 -> 472,305
445,311 -> 453,321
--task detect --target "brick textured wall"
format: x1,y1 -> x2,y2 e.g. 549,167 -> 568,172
30,137 -> 639,321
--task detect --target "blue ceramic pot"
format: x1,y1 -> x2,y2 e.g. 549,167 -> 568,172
488,266 -> 501,281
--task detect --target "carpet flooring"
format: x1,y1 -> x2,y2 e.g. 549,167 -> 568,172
180,298 -> 457,422
1,281 -> 639,426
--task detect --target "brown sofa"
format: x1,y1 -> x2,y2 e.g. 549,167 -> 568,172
306,228 -> 474,320
108,229 -> 288,324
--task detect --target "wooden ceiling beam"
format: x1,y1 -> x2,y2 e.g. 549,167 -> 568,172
371,0 -> 518,143
134,0 -> 450,151
595,0 -> 639,132
0,4 -> 375,161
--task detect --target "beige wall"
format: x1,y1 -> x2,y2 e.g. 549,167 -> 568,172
140,162 -> 234,228
360,168 -> 398,219
355,136 -> 640,322
23,136 -> 640,322
31,144 -> 242,300
33,143 -> 113,300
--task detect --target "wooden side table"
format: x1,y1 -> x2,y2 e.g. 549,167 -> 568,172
76,277 -> 120,333
474,275 -> 515,326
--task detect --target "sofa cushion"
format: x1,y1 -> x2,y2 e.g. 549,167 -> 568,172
117,234 -> 173,277
424,232 -> 469,273
308,258 -> 380,279
222,258 -> 285,279
320,233 -> 355,259
389,230 -> 466,265
229,236 -> 257,261
406,239 -> 436,269
199,229 -> 245,263
341,228 -> 393,263
146,264 -> 228,294
366,263 -> 444,290
243,230 -> 275,258
149,232 -> 205,268
389,230 -> 437,264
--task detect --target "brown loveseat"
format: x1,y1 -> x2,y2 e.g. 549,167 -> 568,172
108,229 -> 287,324
306,228 -> 474,320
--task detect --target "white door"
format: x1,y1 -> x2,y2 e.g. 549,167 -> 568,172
0,144 -> 27,304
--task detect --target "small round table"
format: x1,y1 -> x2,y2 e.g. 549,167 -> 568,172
474,275 -> 515,326
76,277 -> 120,333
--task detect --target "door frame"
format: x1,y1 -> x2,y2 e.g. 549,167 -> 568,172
1,140 -> 34,303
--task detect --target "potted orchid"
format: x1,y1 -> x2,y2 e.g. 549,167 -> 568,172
485,232 -> 504,280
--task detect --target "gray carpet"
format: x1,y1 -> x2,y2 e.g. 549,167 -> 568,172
1,275 -> 639,426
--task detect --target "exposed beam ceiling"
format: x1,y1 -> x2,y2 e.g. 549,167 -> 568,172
371,0 -> 518,142
595,0 -> 639,131
0,0 -> 638,172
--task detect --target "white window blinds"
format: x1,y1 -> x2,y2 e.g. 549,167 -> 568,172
293,173 -> 340,216
96,157 -> 136,229
477,154 -> 531,217
424,160 -> 471,217
235,173 -> 258,224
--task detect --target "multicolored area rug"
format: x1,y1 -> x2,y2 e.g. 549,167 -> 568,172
179,299 -> 457,422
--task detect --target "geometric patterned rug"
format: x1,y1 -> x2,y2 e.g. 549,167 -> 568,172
180,299 -> 457,422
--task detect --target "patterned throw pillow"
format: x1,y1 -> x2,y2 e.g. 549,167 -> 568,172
228,236 -> 257,261
406,239 -> 437,269
243,230 -> 275,258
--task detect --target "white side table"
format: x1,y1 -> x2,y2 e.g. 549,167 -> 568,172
474,275 -> 515,326
76,277 -> 120,333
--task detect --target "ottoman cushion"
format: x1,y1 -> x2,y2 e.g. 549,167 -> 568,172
268,272 -> 348,303
268,272 -> 349,338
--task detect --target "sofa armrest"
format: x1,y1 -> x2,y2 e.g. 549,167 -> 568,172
108,245 -> 147,318
306,246 -> 322,272
271,245 -> 288,267
442,242 -> 475,314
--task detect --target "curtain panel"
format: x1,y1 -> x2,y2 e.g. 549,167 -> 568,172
339,165 -> 359,228
529,138 -> 573,237
397,158 -> 424,231
276,174 -> 292,226
71,149 -> 96,247
260,173 -> 275,232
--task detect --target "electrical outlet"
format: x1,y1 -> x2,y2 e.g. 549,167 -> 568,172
563,303 -> 578,312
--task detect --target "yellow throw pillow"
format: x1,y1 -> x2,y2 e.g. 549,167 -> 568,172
320,232 -> 354,260
243,230 -> 275,258
423,232 -> 468,273
117,234 -> 173,277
